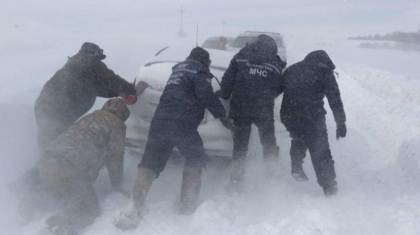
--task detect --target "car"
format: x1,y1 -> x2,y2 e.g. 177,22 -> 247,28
202,36 -> 234,51
228,31 -> 287,62
125,45 -> 236,159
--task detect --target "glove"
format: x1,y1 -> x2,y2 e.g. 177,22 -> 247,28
336,122 -> 347,140
215,90 -> 230,100
220,117 -> 236,131
122,94 -> 138,105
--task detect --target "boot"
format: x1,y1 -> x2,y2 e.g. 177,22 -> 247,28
179,165 -> 203,215
226,156 -> 246,195
45,215 -> 79,235
323,185 -> 338,197
263,145 -> 280,178
291,163 -> 309,182
114,167 -> 156,231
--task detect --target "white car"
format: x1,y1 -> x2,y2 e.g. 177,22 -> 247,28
125,45 -> 236,159
228,31 -> 287,62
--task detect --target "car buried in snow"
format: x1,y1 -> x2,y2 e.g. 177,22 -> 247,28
125,45 -> 235,159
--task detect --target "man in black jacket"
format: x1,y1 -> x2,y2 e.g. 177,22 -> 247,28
280,50 -> 346,196
218,35 -> 286,193
114,47 -> 234,231
35,42 -> 136,152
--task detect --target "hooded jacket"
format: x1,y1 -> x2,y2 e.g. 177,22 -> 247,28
280,50 -> 346,125
152,58 -> 226,128
35,53 -> 136,127
219,40 -> 286,119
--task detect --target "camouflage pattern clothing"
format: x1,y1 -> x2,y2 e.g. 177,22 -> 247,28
37,99 -> 129,234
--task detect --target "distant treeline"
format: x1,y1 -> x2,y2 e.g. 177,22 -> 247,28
349,30 -> 420,45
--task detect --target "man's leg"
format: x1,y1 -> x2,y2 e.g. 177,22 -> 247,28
115,120 -> 173,230
254,117 -> 281,177
175,126 -> 206,214
38,158 -> 99,234
290,137 -> 309,182
306,119 -> 337,196
228,118 -> 252,194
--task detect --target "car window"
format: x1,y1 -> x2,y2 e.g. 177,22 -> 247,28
275,37 -> 285,49
203,40 -> 222,49
231,36 -> 257,48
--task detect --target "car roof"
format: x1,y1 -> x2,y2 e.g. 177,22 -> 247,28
205,36 -> 234,41
239,31 -> 283,37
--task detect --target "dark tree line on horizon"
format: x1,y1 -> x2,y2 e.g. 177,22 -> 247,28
349,30 -> 420,45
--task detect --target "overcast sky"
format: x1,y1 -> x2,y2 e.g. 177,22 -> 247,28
1,0 -> 419,39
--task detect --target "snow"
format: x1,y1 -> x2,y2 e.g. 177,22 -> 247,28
1,3 -> 420,235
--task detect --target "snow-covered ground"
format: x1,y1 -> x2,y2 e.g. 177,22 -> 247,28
1,5 -> 420,235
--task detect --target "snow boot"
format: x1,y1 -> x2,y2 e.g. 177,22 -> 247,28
179,165 -> 203,215
114,167 -> 156,231
226,155 -> 246,195
45,215 -> 79,235
323,185 -> 338,197
291,163 -> 309,182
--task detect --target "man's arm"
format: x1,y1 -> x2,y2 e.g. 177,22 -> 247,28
194,73 -> 226,119
324,71 -> 346,124
219,57 -> 238,100
94,62 -> 136,98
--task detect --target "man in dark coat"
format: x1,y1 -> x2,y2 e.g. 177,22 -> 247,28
280,50 -> 346,196
218,34 -> 286,193
114,47 -> 234,231
37,98 -> 130,235
35,42 -> 136,152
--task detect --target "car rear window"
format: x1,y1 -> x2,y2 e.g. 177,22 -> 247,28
231,36 -> 257,48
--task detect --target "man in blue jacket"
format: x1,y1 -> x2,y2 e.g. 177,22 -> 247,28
218,35 -> 286,193
115,47 -> 234,231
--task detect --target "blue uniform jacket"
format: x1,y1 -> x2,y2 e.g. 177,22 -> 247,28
219,42 -> 286,119
152,59 -> 226,127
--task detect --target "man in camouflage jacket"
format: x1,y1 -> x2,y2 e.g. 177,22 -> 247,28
37,98 -> 130,235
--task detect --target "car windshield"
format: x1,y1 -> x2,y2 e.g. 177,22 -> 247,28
231,36 -> 257,48
202,40 -> 223,49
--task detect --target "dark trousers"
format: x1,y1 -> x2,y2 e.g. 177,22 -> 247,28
232,117 -> 277,159
284,117 -> 337,188
139,120 -> 207,176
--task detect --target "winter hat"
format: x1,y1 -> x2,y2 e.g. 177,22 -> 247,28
102,98 -> 130,122
79,42 -> 106,60
187,47 -> 211,68
255,34 -> 278,55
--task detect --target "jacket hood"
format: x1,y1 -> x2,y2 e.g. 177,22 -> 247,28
304,50 -> 335,70
102,98 -> 130,122
240,36 -> 278,63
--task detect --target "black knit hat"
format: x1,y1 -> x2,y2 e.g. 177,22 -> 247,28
187,47 -> 211,68
79,42 -> 106,60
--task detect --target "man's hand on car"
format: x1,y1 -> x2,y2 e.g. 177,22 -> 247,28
220,117 -> 236,131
